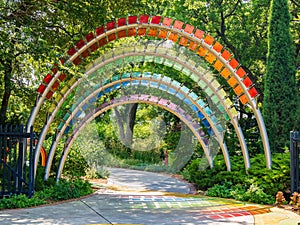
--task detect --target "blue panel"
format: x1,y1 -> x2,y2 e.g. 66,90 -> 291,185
64,126 -> 70,134
131,80 -> 139,85
104,87 -> 112,93
82,103 -> 88,111
132,72 -> 141,77
181,86 -> 189,94
114,83 -> 121,89
122,81 -> 130,86
198,112 -> 205,120
97,91 -> 103,98
150,81 -> 158,88
159,84 -> 167,91
75,110 -> 82,118
168,87 -> 176,95
189,92 -> 198,101
142,80 -> 149,85
204,107 -> 213,115
202,119 -> 210,127
197,99 -> 206,107
143,72 -> 152,77
172,80 -> 181,88
183,98 -> 191,106
89,96 -> 97,104
176,92 -> 184,100
191,104 -> 198,113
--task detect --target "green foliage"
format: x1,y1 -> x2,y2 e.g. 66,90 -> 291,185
183,153 -> 290,204
0,194 -> 47,209
263,0 -> 299,152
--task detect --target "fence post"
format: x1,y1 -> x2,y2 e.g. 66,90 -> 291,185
290,131 -> 300,194
28,126 -> 35,197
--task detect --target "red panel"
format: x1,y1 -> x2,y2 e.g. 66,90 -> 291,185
151,16 -> 161,24
184,24 -> 194,34
118,17 -> 126,26
58,73 -> 67,82
221,49 -> 231,61
73,57 -> 82,65
76,39 -> 85,49
140,15 -> 149,23
173,20 -> 184,30
67,46 -> 76,56
89,42 -> 99,52
162,17 -> 172,26
229,58 -> 239,69
107,21 -> 115,30
236,67 -> 246,78
59,58 -> 65,65
46,90 -> 54,100
248,87 -> 258,98
243,77 -> 253,88
52,81 -> 60,91
85,32 -> 94,42
118,30 -> 127,38
43,74 -> 53,84
37,84 -> 46,94
95,26 -> 104,36
194,29 -> 205,39
81,49 -> 90,58
128,15 -> 137,24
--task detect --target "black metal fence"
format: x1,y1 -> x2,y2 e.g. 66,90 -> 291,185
290,131 -> 300,194
0,124 -> 35,197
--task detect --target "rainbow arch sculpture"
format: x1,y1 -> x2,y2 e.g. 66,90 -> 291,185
27,15 -> 271,180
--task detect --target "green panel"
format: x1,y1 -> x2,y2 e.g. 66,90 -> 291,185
182,67 -> 192,76
205,87 -> 214,96
152,73 -> 162,79
114,59 -> 124,68
134,55 -> 144,63
204,106 -> 212,115
198,80 -> 207,89
63,112 -> 70,121
58,122 -> 64,130
111,75 -> 120,82
122,73 -> 131,79
211,95 -> 219,104
124,56 -> 134,64
173,63 -> 183,71
154,56 -> 164,64
142,72 -> 152,78
132,72 -> 141,78
217,104 -> 226,113
190,73 -> 200,82
145,55 -> 154,62
164,59 -> 174,67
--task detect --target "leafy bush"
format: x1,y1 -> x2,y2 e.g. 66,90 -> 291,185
182,153 -> 290,204
0,194 -> 47,209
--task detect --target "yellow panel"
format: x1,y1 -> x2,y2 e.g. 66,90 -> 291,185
49,103 -> 56,113
54,93 -> 63,103
211,80 -> 220,89
61,86 -> 69,95
230,107 -> 238,117
204,73 -> 214,82
69,77 -> 77,86
224,98 -> 233,108
218,89 -> 227,99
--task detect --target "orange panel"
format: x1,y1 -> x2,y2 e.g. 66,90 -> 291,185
148,28 -> 158,37
138,28 -> 147,36
46,90 -> 54,100
98,38 -> 107,46
213,42 -> 223,52
158,29 -> 168,38
220,68 -> 231,79
194,29 -> 205,39
118,30 -> 126,38
239,94 -> 248,105
179,37 -> 188,46
236,67 -> 246,78
184,24 -> 194,34
243,77 -> 253,88
198,46 -> 208,57
188,42 -> 198,52
89,42 -> 99,52
73,57 -> 81,65
168,33 -> 178,42
173,20 -> 184,30
213,60 -> 223,71
58,74 -> 67,82
52,81 -> 60,91
204,35 -> 214,45
162,17 -> 173,26
81,49 -> 90,58
234,85 -> 243,96
229,58 -> 239,69
248,87 -> 258,98
227,76 -> 237,87
108,33 -> 116,42
221,49 -> 231,61
205,53 -> 216,64
128,28 -> 136,36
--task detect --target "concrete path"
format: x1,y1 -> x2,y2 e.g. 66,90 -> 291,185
0,168 -> 300,225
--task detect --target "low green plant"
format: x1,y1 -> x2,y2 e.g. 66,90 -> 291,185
0,194 -> 47,209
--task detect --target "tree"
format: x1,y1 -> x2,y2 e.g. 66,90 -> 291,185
263,0 -> 298,152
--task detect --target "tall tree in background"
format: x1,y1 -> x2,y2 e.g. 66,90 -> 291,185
263,0 -> 298,152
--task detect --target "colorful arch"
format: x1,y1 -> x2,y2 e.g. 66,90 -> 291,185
28,15 -> 271,179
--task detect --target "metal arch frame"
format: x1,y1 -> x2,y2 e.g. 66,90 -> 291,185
34,43 -> 250,178
44,74 -> 231,180
55,95 -> 214,181
29,15 -> 272,174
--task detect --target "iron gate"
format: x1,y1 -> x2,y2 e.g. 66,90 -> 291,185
290,131 -> 300,194
0,124 -> 35,197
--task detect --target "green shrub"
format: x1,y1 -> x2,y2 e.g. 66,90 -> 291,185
0,194 -> 47,209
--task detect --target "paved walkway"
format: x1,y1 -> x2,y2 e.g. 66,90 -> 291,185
0,168 -> 300,224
